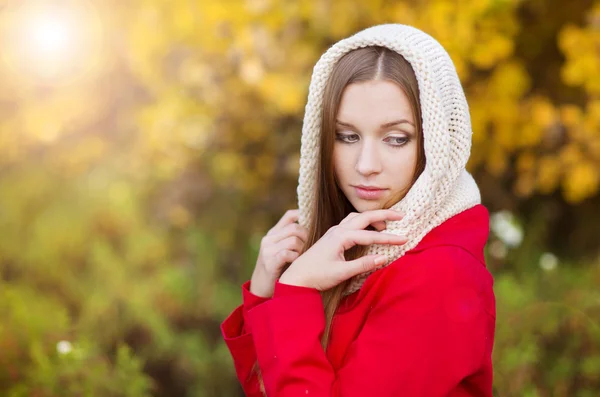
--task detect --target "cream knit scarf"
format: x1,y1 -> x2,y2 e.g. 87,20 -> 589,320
296,24 -> 482,297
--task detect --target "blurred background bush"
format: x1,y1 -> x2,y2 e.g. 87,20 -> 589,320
0,0 -> 599,396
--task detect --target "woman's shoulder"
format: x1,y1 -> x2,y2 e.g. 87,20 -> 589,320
384,245 -> 490,292
411,204 -> 490,264
365,245 -> 494,319
352,204 -> 493,306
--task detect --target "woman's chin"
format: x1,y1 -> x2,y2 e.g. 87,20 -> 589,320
351,199 -> 385,213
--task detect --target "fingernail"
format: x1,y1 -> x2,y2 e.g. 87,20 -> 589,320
374,256 -> 387,265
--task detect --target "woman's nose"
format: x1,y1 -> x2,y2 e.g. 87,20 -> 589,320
355,141 -> 382,175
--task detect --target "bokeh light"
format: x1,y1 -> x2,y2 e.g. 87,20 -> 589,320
0,1 -> 107,85
27,11 -> 75,59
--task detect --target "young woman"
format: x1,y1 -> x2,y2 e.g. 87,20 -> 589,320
221,24 -> 496,397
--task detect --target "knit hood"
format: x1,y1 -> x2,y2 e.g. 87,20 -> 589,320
296,24 -> 482,296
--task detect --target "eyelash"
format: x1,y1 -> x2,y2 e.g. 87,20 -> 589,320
335,133 -> 410,147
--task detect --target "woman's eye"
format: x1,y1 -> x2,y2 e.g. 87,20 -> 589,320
386,136 -> 409,146
335,133 -> 359,143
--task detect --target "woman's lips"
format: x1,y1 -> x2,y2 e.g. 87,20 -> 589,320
354,186 -> 386,200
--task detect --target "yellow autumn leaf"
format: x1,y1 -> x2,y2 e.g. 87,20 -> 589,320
531,96 -> 557,129
536,156 -> 562,194
560,105 -> 583,128
560,144 -> 583,167
470,34 -> 514,69
517,152 -> 536,173
563,161 -> 600,203
518,123 -> 544,148
259,72 -> 307,115
489,61 -> 530,100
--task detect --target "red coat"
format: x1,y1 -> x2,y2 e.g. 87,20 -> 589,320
221,204 -> 496,396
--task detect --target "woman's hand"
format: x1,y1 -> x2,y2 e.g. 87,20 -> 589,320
250,209 -> 309,298
279,209 -> 406,291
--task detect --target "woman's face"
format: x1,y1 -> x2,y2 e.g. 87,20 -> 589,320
333,80 -> 419,212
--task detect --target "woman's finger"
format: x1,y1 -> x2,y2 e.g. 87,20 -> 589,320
339,254 -> 388,280
269,222 -> 309,244
340,212 -> 390,232
275,235 -> 305,254
370,220 -> 387,231
339,212 -> 360,225
265,250 -> 299,271
336,229 -> 407,251
267,209 -> 300,235
343,209 -> 404,231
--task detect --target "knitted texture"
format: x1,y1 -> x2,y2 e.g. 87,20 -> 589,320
296,24 -> 482,296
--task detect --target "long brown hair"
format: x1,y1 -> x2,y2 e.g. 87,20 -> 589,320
254,46 -> 426,395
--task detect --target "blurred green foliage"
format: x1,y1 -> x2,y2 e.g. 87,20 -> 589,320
0,0 -> 599,395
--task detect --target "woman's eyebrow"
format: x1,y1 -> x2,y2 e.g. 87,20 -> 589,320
335,119 -> 414,128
